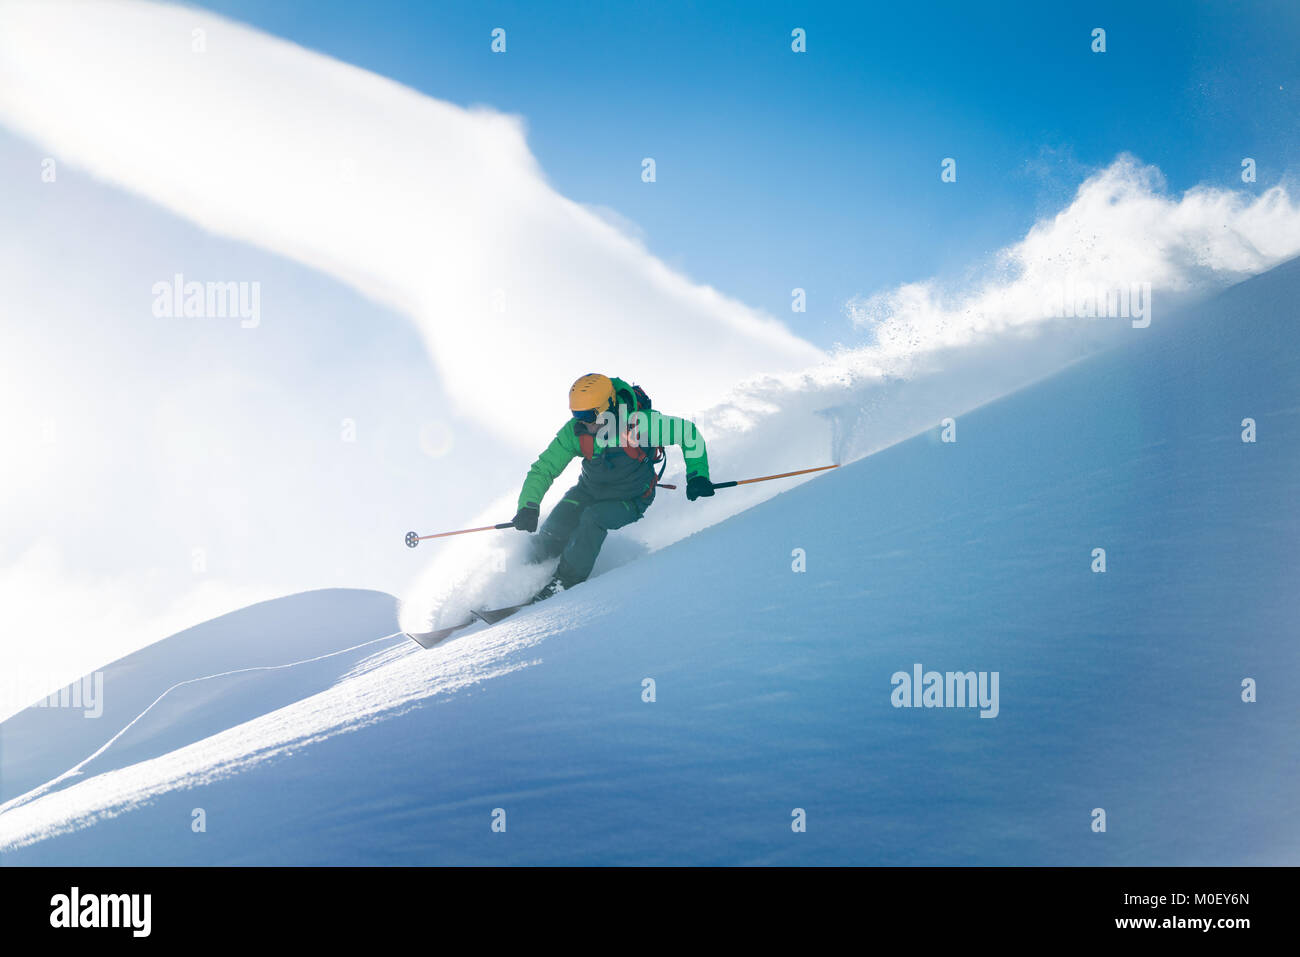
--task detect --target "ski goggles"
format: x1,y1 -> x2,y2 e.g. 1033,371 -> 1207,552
571,407 -> 602,423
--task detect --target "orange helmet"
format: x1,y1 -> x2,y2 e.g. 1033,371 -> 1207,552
568,373 -> 615,421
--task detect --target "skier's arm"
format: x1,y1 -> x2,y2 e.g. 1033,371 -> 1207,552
649,410 -> 710,480
518,424 -> 581,508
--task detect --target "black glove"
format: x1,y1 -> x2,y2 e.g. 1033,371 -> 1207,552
512,505 -> 539,532
686,475 -> 715,501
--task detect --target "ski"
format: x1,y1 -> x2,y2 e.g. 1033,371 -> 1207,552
404,600 -> 532,649
403,618 -> 476,649
470,602 -> 531,625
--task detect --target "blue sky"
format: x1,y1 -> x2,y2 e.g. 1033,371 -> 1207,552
194,0 -> 1300,348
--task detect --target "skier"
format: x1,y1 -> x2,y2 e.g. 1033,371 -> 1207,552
513,373 -> 714,601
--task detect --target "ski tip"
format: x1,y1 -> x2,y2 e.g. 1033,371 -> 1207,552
403,620 -> 473,648
403,630 -> 445,649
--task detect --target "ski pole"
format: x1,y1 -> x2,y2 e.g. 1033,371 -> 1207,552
710,463 -> 839,490
405,522 -> 515,548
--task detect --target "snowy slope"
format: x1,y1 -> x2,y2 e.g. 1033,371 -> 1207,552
2,259 -> 1298,864
0,590 -> 402,806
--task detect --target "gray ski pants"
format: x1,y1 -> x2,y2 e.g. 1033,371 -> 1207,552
529,485 -> 652,586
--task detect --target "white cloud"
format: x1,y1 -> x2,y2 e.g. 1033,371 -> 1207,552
0,0 -> 823,448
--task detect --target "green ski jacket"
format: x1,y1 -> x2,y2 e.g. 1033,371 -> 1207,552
518,377 -> 710,508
